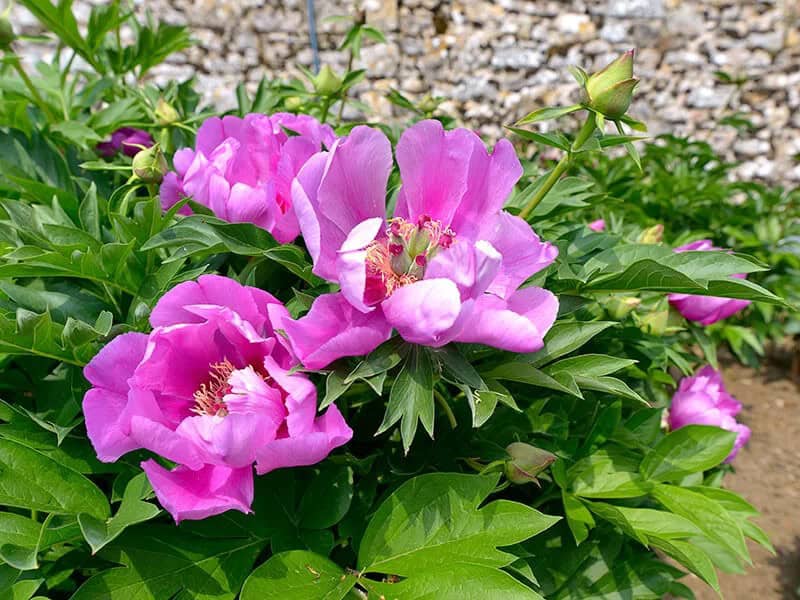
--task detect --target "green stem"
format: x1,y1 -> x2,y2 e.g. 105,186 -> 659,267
518,111 -> 597,220
8,53 -> 57,121
434,389 -> 458,430
320,97 -> 331,123
336,51 -> 355,123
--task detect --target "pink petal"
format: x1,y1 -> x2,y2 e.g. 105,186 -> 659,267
394,120 -> 522,239
588,219 -> 606,232
424,240 -> 502,300
380,278 -> 463,346
255,403 -> 353,475
478,211 -> 558,299
668,294 -> 750,325
336,217 -> 384,312
275,292 -> 392,369
141,460 -> 253,523
83,388 -> 140,462
150,274 -> 279,332
453,286 -> 559,352
84,332 -> 148,395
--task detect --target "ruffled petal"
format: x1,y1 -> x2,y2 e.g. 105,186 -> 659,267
478,211 -> 558,299
255,403 -> 353,475
141,460 -> 253,523
274,292 -> 392,369
84,332 -> 148,394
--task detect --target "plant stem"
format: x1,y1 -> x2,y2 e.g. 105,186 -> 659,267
518,111 -> 597,220
434,388 -> 458,430
8,53 -> 57,121
320,97 -> 331,123
336,51 -> 355,124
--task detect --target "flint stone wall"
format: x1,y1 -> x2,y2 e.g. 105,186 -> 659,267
13,0 -> 800,183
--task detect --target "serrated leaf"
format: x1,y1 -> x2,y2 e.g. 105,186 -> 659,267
357,472 -> 559,576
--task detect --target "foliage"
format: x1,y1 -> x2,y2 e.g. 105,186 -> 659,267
0,4 -> 783,600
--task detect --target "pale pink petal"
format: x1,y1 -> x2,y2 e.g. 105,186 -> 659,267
141,460 -> 253,523
336,217 -> 384,312
588,219 -> 605,232
380,278 -> 463,346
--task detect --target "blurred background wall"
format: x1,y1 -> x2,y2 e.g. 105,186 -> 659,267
13,0 -> 800,183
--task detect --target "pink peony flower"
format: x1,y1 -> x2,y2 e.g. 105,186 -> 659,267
667,240 -> 751,325
97,127 -> 154,158
82,275 -> 352,522
160,113 -> 336,243
276,120 -> 559,369
668,365 -> 750,463
588,218 -> 606,232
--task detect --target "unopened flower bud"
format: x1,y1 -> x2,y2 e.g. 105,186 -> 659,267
637,308 -> 669,336
0,16 -> 15,49
284,96 -> 303,110
606,296 -> 641,319
504,442 -> 556,485
132,145 -> 168,184
313,65 -> 343,96
583,50 -> 639,119
418,93 -> 439,114
637,224 -> 664,244
155,98 -> 179,126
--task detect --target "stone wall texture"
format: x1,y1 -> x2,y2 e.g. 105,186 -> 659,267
13,0 -> 800,182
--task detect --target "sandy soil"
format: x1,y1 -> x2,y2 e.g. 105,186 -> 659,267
690,362 -> 800,600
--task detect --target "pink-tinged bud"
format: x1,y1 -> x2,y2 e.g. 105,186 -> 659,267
637,224 -> 664,244
504,442 -> 557,485
583,50 -> 639,119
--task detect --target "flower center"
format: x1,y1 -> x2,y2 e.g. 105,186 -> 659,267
193,359 -> 235,417
364,215 -> 455,301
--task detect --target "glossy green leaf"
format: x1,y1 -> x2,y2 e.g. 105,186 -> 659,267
240,550 -> 357,600
640,426 -> 736,482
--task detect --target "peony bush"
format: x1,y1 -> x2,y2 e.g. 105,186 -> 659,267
0,4 -> 789,599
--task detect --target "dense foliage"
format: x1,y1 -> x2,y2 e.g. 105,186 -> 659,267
0,2 -> 793,599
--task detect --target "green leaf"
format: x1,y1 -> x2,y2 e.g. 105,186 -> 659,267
363,563 -> 544,599
50,121 -> 102,149
526,321 -> 616,367
572,375 -> 647,404
78,473 -> 161,554
296,465 -> 353,530
482,362 -> 582,397
649,538 -> 720,594
345,337 -> 406,383
433,345 -> 486,390
357,472 -> 559,576
650,484 -> 750,564
569,448 -> 651,499
640,425 -> 736,482
240,550 -> 357,600
507,127 -> 570,151
0,438 -> 109,519
516,104 -> 583,125
0,513 -> 80,570
376,346 -> 435,452
544,354 -> 636,377
594,505 -> 701,540
562,492 -> 594,545
71,524 -> 265,599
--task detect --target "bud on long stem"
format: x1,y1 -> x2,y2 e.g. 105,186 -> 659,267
518,112 -> 597,220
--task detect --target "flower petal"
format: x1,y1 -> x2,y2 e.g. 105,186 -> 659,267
453,286 -> 559,352
336,217 -> 384,313
478,211 -> 558,299
255,403 -> 353,475
141,460 -> 253,523
275,292 -> 392,369
380,278 -> 463,346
